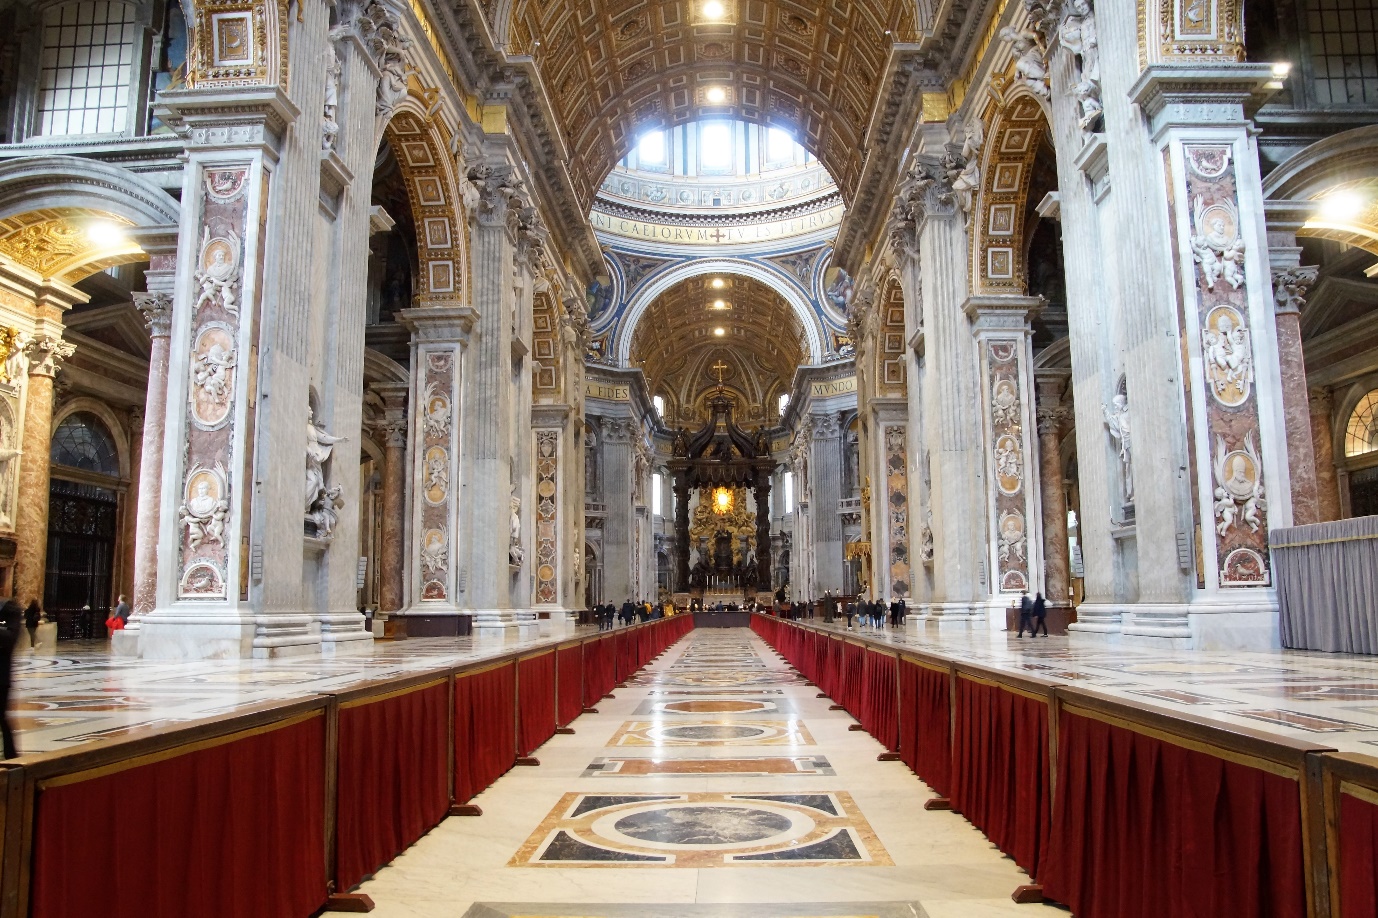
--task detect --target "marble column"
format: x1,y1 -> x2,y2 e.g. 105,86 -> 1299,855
1310,387 -> 1342,522
129,292 -> 172,620
1035,374 -> 1072,605
809,414 -> 844,594
600,419 -> 633,603
13,335 -> 75,607
370,382 -> 407,616
460,164 -> 520,628
1272,264 -> 1321,525
121,406 -> 142,604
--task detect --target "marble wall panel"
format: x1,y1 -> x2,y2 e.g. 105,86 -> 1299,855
986,340 -> 1030,593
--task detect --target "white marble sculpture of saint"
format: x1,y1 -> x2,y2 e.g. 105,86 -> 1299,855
1102,394 -> 1133,502
306,407 -> 347,512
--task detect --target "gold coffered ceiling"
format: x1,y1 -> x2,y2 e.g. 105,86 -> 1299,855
505,0 -> 918,208
630,274 -> 804,423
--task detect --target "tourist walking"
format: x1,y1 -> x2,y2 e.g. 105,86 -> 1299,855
1016,591 -> 1034,637
1032,592 -> 1049,637
23,600 -> 39,650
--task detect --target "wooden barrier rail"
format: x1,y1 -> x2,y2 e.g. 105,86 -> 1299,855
0,614 -> 693,918
750,613 -> 1374,918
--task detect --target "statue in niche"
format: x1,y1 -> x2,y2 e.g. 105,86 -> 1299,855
1190,197 -> 1246,290
919,509 -> 935,564
306,407 -> 347,537
322,44 -> 342,151
509,490 -> 525,566
193,228 -> 242,315
4,332 -> 28,384
1000,27 -> 1049,98
1213,433 -> 1266,536
1102,393 -> 1134,503
0,401 -> 18,529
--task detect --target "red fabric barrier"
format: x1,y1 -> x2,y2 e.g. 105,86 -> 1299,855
1042,710 -> 1308,918
583,635 -> 616,703
1340,789 -> 1378,918
898,659 -> 951,797
859,650 -> 898,752
30,713 -> 327,918
336,682 -> 449,891
454,662 -> 516,803
557,644 -> 583,727
950,676 -> 1051,880
518,651 -> 558,757
839,641 -> 865,716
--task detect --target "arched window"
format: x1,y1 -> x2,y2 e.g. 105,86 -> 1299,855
1345,390 -> 1378,458
38,2 -> 139,136
50,412 -> 120,476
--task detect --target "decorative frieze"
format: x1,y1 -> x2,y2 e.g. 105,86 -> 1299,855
534,430 -> 561,605
882,425 -> 910,598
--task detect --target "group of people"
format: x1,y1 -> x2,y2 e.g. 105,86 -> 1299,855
1016,591 -> 1050,637
839,596 -> 907,630
591,600 -> 667,631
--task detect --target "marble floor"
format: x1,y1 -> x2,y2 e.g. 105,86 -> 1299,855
356,629 -> 1062,918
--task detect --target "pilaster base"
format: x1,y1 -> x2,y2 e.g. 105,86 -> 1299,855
472,609 -> 540,640
913,603 -> 981,628
1069,597 -> 1279,651
111,626 -> 141,657
138,611 -> 321,660
318,613 -> 374,656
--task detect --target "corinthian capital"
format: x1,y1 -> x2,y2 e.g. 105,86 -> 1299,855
25,335 -> 75,377
467,163 -> 522,227
1272,265 -> 1320,315
134,291 -> 174,338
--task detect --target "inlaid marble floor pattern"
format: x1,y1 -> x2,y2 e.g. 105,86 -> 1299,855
359,629 -> 1061,918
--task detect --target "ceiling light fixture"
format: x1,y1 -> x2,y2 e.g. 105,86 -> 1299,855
1318,190 -> 1365,222
711,299 -> 729,310
703,0 -> 725,17
85,219 -> 127,247
706,86 -> 726,103
711,278 -> 725,289
714,326 -> 726,336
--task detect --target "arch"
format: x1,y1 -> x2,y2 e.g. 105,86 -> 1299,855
969,92 -> 1050,295
363,348 -> 409,386
1262,126 -> 1378,257
377,93 -> 469,306
50,400 -> 131,480
615,258 -> 826,367
0,156 -> 180,227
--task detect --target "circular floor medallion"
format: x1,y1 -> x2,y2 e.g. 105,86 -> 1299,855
612,806 -> 792,845
662,699 -> 766,714
658,723 -> 766,740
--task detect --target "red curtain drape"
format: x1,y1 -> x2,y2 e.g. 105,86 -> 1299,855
30,714 -> 327,918
584,635 -> 616,704
1340,789 -> 1378,918
898,659 -> 951,797
859,650 -> 898,752
840,642 -> 865,716
950,676 -> 1051,880
557,645 -> 583,727
454,662 -> 516,803
335,682 -> 449,891
1042,710 -> 1308,918
518,652 -> 557,757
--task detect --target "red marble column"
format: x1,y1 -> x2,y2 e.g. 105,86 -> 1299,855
13,336 -> 75,607
131,293 -> 172,618
1310,387 -> 1342,522
1035,374 -> 1072,605
370,383 -> 408,616
121,406 -> 142,602
1272,266 -> 1321,525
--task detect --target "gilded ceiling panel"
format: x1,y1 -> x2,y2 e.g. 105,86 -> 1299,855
508,0 -> 917,208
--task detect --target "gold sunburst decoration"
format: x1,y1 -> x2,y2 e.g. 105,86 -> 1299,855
712,486 -> 733,514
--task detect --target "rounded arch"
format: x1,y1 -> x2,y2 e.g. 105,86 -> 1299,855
615,258 -> 826,367
50,399 -> 131,481
0,156 -> 179,227
376,92 -> 470,306
969,91 -> 1051,295
1263,126 -> 1378,257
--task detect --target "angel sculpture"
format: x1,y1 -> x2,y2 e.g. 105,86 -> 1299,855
1000,27 -> 1049,98
193,228 -> 242,315
1190,196 -> 1246,290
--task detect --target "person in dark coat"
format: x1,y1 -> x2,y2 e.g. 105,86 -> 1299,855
0,599 -> 23,758
23,600 -> 39,649
1016,591 -> 1034,637
1032,592 -> 1049,637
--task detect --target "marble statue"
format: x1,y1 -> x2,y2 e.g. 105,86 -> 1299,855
308,486 -> 345,540
1059,0 -> 1099,80
193,228 -> 241,315
1102,393 -> 1134,503
322,44 -> 342,151
421,382 -> 451,439
1001,27 -> 1049,98
0,403 -> 18,529
509,491 -> 524,566
306,407 -> 347,514
192,340 -> 236,403
1074,79 -> 1103,132
1213,433 -> 1266,536
358,0 -> 413,115
998,513 -> 1026,564
1190,196 -> 1246,290
919,509 -> 935,564
421,527 -> 448,573
1202,310 -> 1254,404
4,332 -> 29,383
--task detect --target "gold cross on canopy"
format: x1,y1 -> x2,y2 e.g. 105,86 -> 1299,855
711,359 -> 730,383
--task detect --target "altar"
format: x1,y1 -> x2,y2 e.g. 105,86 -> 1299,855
667,387 -> 777,599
